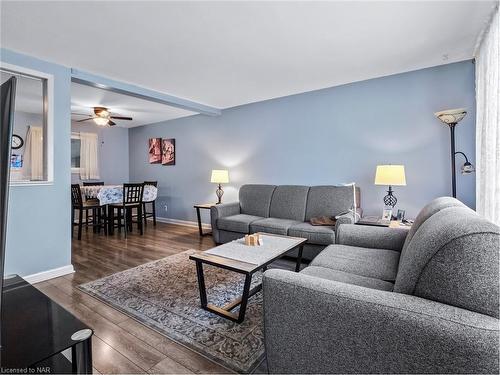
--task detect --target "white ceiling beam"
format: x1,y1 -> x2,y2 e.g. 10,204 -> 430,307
71,68 -> 221,117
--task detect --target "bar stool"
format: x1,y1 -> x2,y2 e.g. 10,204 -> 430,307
71,184 -> 106,240
109,183 -> 144,238
142,181 -> 158,226
82,181 -> 104,229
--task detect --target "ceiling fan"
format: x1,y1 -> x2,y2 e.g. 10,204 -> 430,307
72,107 -> 132,126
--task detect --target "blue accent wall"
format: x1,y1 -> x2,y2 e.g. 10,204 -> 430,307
1,48 -> 72,276
129,61 -> 476,222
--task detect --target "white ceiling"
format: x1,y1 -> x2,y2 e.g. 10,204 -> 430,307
1,1 -> 496,124
71,83 -> 196,128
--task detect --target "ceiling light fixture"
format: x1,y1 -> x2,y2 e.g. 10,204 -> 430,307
93,117 -> 109,126
96,108 -> 110,118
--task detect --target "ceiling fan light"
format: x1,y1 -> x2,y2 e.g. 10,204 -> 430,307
94,107 -> 110,118
93,117 -> 109,126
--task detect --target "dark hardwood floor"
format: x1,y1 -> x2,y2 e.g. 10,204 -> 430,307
34,221 -> 236,374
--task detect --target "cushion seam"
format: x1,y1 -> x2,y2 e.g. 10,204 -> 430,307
303,267 -> 394,287
313,254 -> 398,280
290,229 -> 334,235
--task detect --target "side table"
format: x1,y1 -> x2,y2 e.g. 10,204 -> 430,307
193,203 -> 215,236
356,216 -> 413,229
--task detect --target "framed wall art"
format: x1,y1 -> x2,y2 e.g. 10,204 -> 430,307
148,138 -> 162,164
162,138 -> 175,165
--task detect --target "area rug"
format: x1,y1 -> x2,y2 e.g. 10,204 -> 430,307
78,250 -> 265,373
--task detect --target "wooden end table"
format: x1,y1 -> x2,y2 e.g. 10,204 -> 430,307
193,203 -> 215,236
356,216 -> 413,229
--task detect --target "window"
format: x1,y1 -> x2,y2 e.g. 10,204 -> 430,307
71,135 -> 81,172
71,132 -> 99,180
2,63 -> 54,185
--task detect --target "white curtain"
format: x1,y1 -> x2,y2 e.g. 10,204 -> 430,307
79,132 -> 100,180
22,126 -> 44,180
475,6 -> 500,225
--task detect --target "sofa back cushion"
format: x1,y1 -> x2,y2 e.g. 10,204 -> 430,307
400,197 -> 465,257
239,184 -> 276,217
394,206 -> 500,318
305,186 -> 361,221
269,185 -> 310,221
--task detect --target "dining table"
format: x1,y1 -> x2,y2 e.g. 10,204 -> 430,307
80,184 -> 158,235
80,184 -> 158,205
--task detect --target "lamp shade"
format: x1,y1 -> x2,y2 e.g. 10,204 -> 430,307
374,165 -> 406,186
434,108 -> 467,125
210,169 -> 229,184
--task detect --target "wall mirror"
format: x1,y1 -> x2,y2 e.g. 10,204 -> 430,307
0,64 -> 53,184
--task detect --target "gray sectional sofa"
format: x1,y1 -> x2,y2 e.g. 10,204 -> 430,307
210,184 -> 360,260
263,197 -> 500,374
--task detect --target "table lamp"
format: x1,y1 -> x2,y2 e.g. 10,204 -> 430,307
211,169 -> 229,204
374,165 -> 406,207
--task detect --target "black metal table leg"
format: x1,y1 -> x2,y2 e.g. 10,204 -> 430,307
196,207 -> 203,236
194,259 -> 256,323
236,274 -> 253,323
295,245 -> 304,272
195,260 -> 208,308
71,329 -> 93,374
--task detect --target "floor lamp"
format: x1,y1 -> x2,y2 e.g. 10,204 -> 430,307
434,108 -> 475,198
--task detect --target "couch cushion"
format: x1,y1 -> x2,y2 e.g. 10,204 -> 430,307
217,214 -> 263,233
394,206 -> 500,318
301,266 -> 394,291
250,217 -> 303,236
310,244 -> 400,281
288,222 -> 335,245
269,185 -> 310,221
305,185 -> 360,221
239,184 -> 276,217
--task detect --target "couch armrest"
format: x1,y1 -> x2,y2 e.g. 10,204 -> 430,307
334,208 -> 363,233
336,223 -> 408,251
210,202 -> 240,243
263,269 -> 499,374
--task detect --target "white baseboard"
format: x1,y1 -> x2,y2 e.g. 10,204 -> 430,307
153,216 -> 212,230
24,265 -> 75,284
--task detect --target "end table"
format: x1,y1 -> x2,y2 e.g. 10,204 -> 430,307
194,203 -> 215,236
356,216 -> 412,229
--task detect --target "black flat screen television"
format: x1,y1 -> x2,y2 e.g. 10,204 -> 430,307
0,76 -> 17,351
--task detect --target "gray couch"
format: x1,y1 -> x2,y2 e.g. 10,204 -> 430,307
210,184 -> 360,260
263,197 -> 499,374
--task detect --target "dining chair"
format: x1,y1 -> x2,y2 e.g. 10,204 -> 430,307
71,184 -> 107,240
82,181 -> 104,228
110,183 -> 144,238
142,181 -> 158,226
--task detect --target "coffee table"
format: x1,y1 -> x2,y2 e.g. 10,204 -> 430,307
189,233 -> 307,323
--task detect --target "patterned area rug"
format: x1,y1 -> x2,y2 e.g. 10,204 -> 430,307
79,250 -> 265,373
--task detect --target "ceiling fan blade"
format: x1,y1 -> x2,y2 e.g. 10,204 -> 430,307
76,118 -> 93,122
71,113 -> 92,116
110,116 -> 133,120
108,120 -> 116,126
